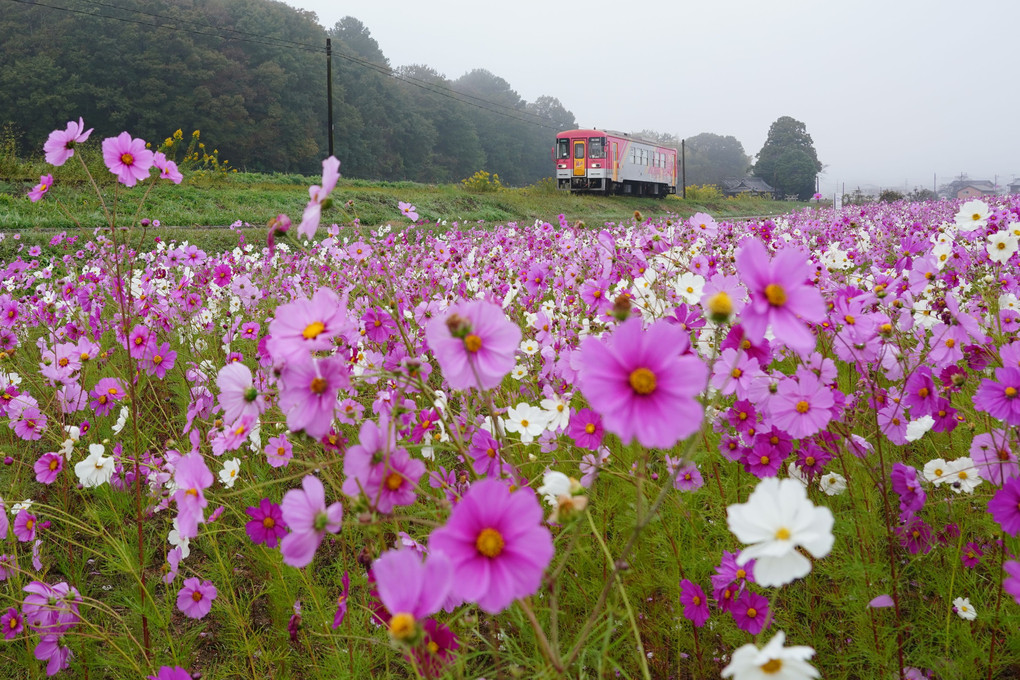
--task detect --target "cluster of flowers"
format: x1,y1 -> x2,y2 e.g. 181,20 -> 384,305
4,122 -> 1020,677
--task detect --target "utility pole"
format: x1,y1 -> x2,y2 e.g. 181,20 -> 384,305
326,38 -> 334,157
681,138 -> 686,199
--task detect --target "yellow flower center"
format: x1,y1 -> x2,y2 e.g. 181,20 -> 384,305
775,527 -> 791,540
795,400 -> 810,414
389,613 -> 416,641
486,447 -> 496,459
385,472 -> 403,491
427,640 -> 439,655
584,423 -> 596,434
731,367 -> 743,378
736,568 -> 746,579
1006,387 -> 1018,399
120,152 -> 134,166
761,659 -> 783,674
262,516 -> 275,529
747,607 -> 757,618
764,283 -> 787,306
49,459 -> 59,471
310,377 -> 327,394
191,590 -> 203,602
629,367 -> 656,395
302,321 -> 326,339
464,334 -> 482,352
476,528 -> 505,558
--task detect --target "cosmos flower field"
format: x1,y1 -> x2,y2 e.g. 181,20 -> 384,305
2,121 -> 1020,679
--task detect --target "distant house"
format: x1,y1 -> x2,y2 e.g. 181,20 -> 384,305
1009,179 -> 1020,195
942,179 -> 998,200
720,177 -> 776,198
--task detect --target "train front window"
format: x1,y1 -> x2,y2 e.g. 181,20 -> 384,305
557,139 -> 570,159
588,137 -> 605,159
574,141 -> 586,159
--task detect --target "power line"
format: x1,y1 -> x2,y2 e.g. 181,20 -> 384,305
5,0 -> 567,131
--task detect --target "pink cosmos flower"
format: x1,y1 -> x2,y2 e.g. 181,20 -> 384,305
732,590 -> 770,634
13,510 -> 38,542
266,287 -> 350,363
362,307 -> 396,343
735,239 -> 825,356
172,454 -> 214,540
153,152 -> 183,184
297,156 -> 340,239
1003,560 -> 1020,605
89,377 -> 126,417
425,300 -> 521,391
332,571 -> 350,629
429,479 -> 553,614
371,548 -> 452,641
176,577 -> 217,619
679,579 -> 710,627
467,428 -> 507,477
398,201 -> 419,221
768,373 -> 834,438
263,434 -> 293,468
974,367 -> 1020,425
278,355 -> 346,440
149,667 -> 192,680
245,498 -> 288,548
43,118 -> 93,166
566,408 -> 604,450
140,341 -> 176,379
28,174 -> 53,203
34,452 -> 63,485
280,475 -> 343,568
1,607 -> 22,640
215,363 -> 265,424
101,132 -> 154,187
578,317 -> 707,449
988,478 -> 1020,536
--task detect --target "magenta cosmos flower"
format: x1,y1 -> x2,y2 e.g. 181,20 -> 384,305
245,498 -> 288,548
988,477 -> 1020,536
577,317 -> 707,449
280,475 -> 343,568
101,132 -> 154,187
176,577 -> 217,619
425,299 -> 521,391
679,579 -> 710,627
266,287 -> 350,363
278,355 -> 347,440
429,479 -> 553,614
735,239 -> 825,356
43,117 -> 92,166
974,367 -> 1020,426
371,548 -> 452,642
768,373 -> 834,438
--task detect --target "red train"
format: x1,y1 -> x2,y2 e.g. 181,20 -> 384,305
554,129 -> 678,197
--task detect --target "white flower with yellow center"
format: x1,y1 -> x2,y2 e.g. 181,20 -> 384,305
726,477 -> 834,587
75,443 -> 114,488
503,402 -> 550,444
219,458 -> 241,488
953,596 -> 977,620
945,457 -> 982,494
955,199 -> 990,231
674,272 -> 705,305
721,630 -> 819,680
986,230 -> 1019,264
819,472 -> 846,496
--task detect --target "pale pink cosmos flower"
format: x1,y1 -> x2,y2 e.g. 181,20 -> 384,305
153,152 -> 183,184
266,287 -> 351,363
297,156 -> 340,239
172,454 -> 214,540
43,117 -> 93,166
425,300 -> 521,391
280,475 -> 343,568
28,174 -> 53,203
176,577 -> 217,619
101,132 -> 154,187
215,363 -> 265,424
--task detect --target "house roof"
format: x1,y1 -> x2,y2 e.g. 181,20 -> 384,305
721,177 -> 775,192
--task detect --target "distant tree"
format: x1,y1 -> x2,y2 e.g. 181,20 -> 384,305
907,187 -> 937,202
526,96 -> 575,131
630,130 -> 680,148
753,116 -> 822,200
683,133 -> 751,187
878,189 -> 904,203
329,17 -> 388,65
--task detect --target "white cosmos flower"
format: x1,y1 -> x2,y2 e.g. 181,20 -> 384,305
519,339 -> 540,356
537,471 -> 571,507
503,402 -> 550,444
721,630 -> 819,680
923,458 -> 950,486
540,394 -> 571,431
953,596 -> 977,620
674,272 -> 706,305
726,477 -> 834,587
986,230 -> 1018,264
819,472 -> 846,496
75,443 -> 114,488
905,415 -> 935,442
955,199 -> 990,231
218,458 -> 241,488
945,457 -> 982,494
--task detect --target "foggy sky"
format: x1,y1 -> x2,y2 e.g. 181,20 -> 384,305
283,0 -> 1019,198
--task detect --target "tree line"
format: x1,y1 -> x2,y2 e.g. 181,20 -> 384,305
0,1 -> 575,183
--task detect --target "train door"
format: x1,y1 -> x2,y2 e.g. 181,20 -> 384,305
612,142 -> 619,183
573,140 -> 586,177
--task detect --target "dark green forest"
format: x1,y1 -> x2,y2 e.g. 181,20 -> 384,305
0,0 -> 576,184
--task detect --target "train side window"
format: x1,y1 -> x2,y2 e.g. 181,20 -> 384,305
557,139 -> 569,159
588,137 -> 605,159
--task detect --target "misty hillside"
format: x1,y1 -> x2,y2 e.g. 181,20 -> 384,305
0,0 -> 575,183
